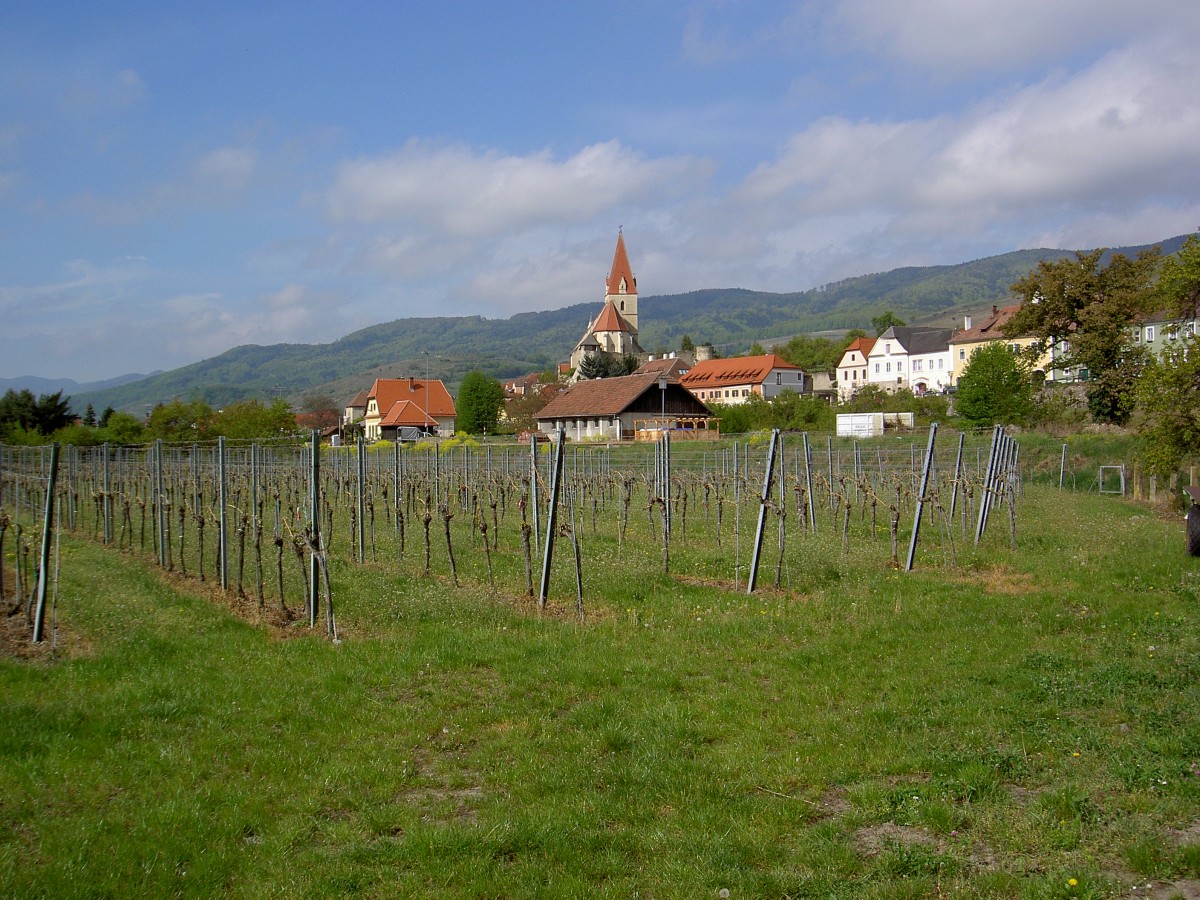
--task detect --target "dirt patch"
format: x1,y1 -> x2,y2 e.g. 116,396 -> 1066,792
0,603 -> 91,663
1145,880 -> 1200,899
815,785 -> 852,818
953,566 -> 1038,596
1166,821 -> 1200,847
854,822 -> 945,856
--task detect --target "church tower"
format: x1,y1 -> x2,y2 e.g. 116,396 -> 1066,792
604,230 -> 638,333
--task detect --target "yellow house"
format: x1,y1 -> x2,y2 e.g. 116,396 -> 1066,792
948,304 -> 1053,385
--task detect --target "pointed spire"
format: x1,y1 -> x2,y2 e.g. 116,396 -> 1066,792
605,230 -> 636,296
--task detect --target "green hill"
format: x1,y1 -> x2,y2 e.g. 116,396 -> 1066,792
75,236 -> 1188,412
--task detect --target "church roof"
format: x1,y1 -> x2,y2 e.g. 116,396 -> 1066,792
605,231 -> 636,296
591,298 -> 635,334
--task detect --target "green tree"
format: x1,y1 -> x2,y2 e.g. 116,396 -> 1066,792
680,334 -> 695,353
456,371 -> 505,434
747,342 -> 767,356
769,390 -> 836,431
101,411 -> 146,445
1156,232 -> 1200,316
210,398 -> 298,441
146,398 -> 216,442
98,406 -> 116,428
1136,335 -> 1200,476
0,388 -> 73,438
955,343 -> 1034,427
82,403 -> 97,427
1006,247 -> 1160,424
871,311 -> 906,336
772,335 -> 841,373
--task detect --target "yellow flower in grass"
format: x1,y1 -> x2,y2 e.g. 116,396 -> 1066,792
1068,877 -> 1078,887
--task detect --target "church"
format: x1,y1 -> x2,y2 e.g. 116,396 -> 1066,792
568,231 -> 644,373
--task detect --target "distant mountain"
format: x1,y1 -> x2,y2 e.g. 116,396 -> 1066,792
73,235 -> 1189,414
1,372 -> 156,400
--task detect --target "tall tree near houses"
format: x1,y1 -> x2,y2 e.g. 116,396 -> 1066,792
1005,247 -> 1161,424
457,372 -> 505,434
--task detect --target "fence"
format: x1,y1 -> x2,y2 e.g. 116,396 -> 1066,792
2,426 -> 1034,644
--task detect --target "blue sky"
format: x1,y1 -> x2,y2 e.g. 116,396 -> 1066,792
3,1 -> 1199,381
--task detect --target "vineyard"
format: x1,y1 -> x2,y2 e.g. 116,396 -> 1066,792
3,427 -> 1025,642
4,430 -> 1200,897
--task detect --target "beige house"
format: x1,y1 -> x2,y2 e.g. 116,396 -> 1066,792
836,336 -> 876,401
362,378 -> 456,440
948,304 -> 1052,385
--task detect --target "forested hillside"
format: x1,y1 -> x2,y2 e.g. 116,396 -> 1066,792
75,236 -> 1186,412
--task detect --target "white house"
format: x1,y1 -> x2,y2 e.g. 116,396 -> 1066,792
866,327 -> 955,395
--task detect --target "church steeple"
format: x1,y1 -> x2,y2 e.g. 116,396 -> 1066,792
604,230 -> 637,333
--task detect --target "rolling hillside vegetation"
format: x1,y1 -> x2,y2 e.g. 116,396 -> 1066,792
75,236 -> 1186,413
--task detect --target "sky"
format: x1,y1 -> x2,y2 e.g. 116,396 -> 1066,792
3,1 -> 1199,382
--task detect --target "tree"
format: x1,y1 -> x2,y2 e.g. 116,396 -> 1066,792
772,335 -> 841,373
146,398 -> 216,442
680,334 -> 695,353
299,393 -> 340,429
577,352 -> 637,380
0,388 -> 73,438
101,411 -> 146,445
98,406 -> 116,428
1005,247 -> 1160,424
955,343 -> 1034,427
456,371 -> 505,434
210,398 -> 299,440
505,388 -> 552,433
747,342 -> 767,356
1136,335 -> 1200,476
83,403 -> 97,427
1156,232 -> 1200,317
871,311 -> 906,336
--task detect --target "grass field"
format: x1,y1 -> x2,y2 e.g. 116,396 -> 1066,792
3,473 -> 1200,897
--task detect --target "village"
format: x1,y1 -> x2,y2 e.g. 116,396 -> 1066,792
338,233 -> 1200,446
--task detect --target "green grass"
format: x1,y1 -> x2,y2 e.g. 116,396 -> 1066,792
4,483 -> 1200,897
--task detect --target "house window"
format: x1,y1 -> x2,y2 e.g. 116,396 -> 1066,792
959,349 -> 965,360
1133,329 -> 1141,343
775,373 -> 782,385
897,361 -> 903,371
874,363 -> 880,373
886,362 -> 891,373
851,370 -> 856,380
843,371 -> 848,380
1146,326 -> 1155,342
938,359 -> 943,369
885,343 -> 891,354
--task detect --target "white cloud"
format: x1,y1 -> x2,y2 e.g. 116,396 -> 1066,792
728,34 -> 1200,264
830,0 -> 1200,74
195,147 -> 257,189
327,139 -> 711,237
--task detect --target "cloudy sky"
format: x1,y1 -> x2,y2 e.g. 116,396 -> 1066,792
3,1 -> 1198,381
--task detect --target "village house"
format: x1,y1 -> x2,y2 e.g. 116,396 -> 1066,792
835,336 -> 876,402
1131,302 -> 1199,358
362,378 -> 456,441
568,231 -> 644,374
948,304 -> 1055,386
537,372 -> 713,442
866,326 -> 955,395
680,354 -> 808,405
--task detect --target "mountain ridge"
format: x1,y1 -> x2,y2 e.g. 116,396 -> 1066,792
71,236 -> 1188,413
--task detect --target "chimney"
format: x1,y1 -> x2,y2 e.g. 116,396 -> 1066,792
992,305 -> 998,315
964,316 -> 972,330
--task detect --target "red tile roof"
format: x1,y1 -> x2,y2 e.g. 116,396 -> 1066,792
840,336 -> 876,358
368,378 -> 455,418
680,354 -> 800,389
953,304 -> 1022,343
379,400 -> 437,428
591,298 -> 635,333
